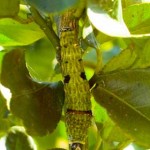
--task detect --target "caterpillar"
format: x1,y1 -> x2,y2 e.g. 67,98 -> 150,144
59,10 -> 92,150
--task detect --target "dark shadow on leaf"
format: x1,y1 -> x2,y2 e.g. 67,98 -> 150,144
1,49 -> 65,136
92,68 -> 150,148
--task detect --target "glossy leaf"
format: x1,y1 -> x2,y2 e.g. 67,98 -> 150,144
87,0 -> 130,37
1,49 -> 65,136
92,68 -> 150,148
5,126 -> 35,150
87,0 -> 150,37
0,19 -> 45,46
26,0 -> 79,13
0,0 -> 19,18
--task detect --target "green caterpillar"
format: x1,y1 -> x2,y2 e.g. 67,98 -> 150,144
59,10 -> 92,150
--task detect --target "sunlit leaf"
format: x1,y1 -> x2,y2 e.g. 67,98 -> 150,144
25,39 -> 58,82
0,0 -> 19,18
87,1 -> 130,37
0,19 -> 45,46
102,48 -> 137,72
131,39 -> 150,69
92,68 -> 150,148
103,39 -> 150,72
26,0 -> 79,13
1,49 -> 65,136
5,126 -> 35,150
123,3 -> 150,34
87,1 -> 150,37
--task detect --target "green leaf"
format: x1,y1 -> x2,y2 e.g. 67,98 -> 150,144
132,39 -> 150,69
0,19 -> 45,46
26,0 -> 79,13
1,49 -> 65,136
92,68 -> 150,148
123,3 -> 150,34
87,0 -> 150,37
33,121 -> 67,150
99,119 -> 132,150
102,48 -> 137,72
5,126 -> 35,150
25,39 -> 58,82
103,39 -> 150,72
0,92 -> 10,137
0,0 -> 19,18
0,92 -> 7,119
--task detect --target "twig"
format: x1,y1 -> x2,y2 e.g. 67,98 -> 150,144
29,7 -> 60,51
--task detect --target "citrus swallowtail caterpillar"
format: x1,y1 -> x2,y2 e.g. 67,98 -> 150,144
59,10 -> 92,150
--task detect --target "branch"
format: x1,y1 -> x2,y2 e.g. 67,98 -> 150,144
29,7 -> 60,51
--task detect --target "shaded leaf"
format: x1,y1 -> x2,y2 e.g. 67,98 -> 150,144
0,91 -> 7,118
0,0 -> 19,18
0,19 -> 45,46
92,68 -> 150,148
0,92 -> 10,137
33,121 -> 67,150
26,0 -> 79,13
5,126 -> 35,150
1,49 -> 65,136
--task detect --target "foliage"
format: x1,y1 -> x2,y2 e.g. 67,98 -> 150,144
0,0 -> 150,150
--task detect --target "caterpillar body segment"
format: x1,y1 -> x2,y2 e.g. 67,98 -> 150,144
59,10 -> 92,149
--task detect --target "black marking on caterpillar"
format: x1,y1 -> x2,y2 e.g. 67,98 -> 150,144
80,72 -> 86,80
64,75 -> 70,83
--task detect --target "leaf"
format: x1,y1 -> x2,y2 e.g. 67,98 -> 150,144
87,1 -> 150,37
0,0 -> 19,18
102,48 -> 137,72
99,119 -> 132,150
123,3 -> 150,34
26,0 -> 79,13
5,126 -> 35,150
25,39 -> 57,82
92,68 -> 150,148
1,49 -> 65,136
0,92 -> 7,118
0,92 -> 10,137
103,39 -> 150,72
87,0 -> 130,37
132,39 -> 150,69
0,18 -> 45,46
